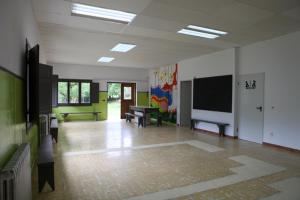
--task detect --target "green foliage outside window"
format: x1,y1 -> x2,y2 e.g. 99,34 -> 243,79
58,82 -> 68,104
81,82 -> 90,103
108,83 -> 121,101
58,80 -> 91,105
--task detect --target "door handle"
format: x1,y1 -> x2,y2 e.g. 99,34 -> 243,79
256,106 -> 263,112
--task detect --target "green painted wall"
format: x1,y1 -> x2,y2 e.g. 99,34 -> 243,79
137,92 -> 149,106
0,69 -> 38,169
53,91 -> 108,121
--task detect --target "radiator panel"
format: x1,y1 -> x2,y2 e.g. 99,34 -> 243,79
0,143 -> 32,200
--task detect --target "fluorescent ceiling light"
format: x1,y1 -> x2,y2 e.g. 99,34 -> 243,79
111,43 -> 136,52
178,29 -> 219,39
72,3 -> 136,23
187,25 -> 227,35
98,57 -> 114,63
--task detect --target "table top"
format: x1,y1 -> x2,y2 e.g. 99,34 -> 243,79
129,106 -> 159,112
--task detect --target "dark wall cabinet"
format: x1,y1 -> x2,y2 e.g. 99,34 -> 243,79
91,82 -> 99,103
52,75 -> 58,107
38,64 -> 53,114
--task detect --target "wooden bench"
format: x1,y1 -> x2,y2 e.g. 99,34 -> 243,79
50,118 -> 58,143
191,118 -> 229,136
125,112 -> 144,127
61,112 -> 101,121
38,135 -> 55,192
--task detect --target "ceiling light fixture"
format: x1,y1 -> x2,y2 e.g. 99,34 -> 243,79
111,43 -> 136,52
178,29 -> 219,39
71,3 -> 136,24
98,57 -> 115,63
187,25 -> 227,35
178,25 -> 227,39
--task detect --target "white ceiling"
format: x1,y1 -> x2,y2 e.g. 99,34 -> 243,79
33,0 -> 300,69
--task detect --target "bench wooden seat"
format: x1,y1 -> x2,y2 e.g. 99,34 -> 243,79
191,118 -> 229,136
38,135 -> 54,192
60,111 -> 101,121
125,112 -> 144,127
50,118 -> 58,143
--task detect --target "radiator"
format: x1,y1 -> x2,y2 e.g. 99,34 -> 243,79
0,143 -> 32,200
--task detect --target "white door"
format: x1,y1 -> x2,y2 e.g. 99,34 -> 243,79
238,73 -> 264,144
180,81 -> 192,126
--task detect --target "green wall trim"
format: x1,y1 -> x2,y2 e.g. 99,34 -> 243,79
0,68 -> 38,169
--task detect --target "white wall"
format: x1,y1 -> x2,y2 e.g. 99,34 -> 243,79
51,63 -> 149,91
238,31 -> 300,150
0,0 -> 46,76
178,49 -> 236,136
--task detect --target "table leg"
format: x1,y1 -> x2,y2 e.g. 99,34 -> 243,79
143,112 -> 147,127
157,110 -> 159,127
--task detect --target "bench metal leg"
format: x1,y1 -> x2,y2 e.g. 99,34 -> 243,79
138,117 -> 143,127
190,119 -> 195,130
218,125 -> 225,137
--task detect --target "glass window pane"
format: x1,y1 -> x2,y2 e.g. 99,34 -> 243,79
70,82 -> 79,103
58,82 -> 68,104
123,86 -> 132,100
81,82 -> 90,103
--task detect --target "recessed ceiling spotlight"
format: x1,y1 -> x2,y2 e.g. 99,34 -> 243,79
178,25 -> 227,39
111,43 -> 136,52
98,57 -> 114,63
71,3 -> 136,24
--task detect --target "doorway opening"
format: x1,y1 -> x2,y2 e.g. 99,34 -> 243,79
107,82 -> 121,121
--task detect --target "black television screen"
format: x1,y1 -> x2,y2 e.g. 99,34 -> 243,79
193,75 -> 232,113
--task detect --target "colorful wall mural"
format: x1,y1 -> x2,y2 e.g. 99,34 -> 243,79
150,64 -> 178,123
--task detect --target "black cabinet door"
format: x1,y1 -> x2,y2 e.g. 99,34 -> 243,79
91,82 -> 99,103
39,64 -> 53,114
52,75 -> 58,107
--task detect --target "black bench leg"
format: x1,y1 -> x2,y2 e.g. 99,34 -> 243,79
218,125 -> 225,137
190,119 -> 195,130
138,117 -> 143,127
48,163 -> 55,191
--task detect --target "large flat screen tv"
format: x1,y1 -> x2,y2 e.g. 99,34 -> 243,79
193,75 -> 232,113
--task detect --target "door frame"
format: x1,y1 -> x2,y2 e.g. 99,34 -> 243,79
237,73 -> 265,144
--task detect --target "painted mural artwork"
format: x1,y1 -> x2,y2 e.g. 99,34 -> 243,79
150,64 -> 178,123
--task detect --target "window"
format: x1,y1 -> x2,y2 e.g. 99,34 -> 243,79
70,82 -> 79,103
81,82 -> 90,103
123,86 -> 132,100
58,79 -> 91,105
58,82 -> 68,104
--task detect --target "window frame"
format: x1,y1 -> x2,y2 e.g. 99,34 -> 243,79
57,79 -> 92,106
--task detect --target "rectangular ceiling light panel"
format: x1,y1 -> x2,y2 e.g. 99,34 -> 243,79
187,25 -> 227,35
111,43 -> 136,52
72,3 -> 136,23
178,24 -> 227,39
98,57 -> 115,63
178,29 -> 219,39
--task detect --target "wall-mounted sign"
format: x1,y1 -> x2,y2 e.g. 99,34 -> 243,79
245,80 -> 256,89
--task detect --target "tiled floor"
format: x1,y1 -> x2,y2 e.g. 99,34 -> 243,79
33,121 -> 300,200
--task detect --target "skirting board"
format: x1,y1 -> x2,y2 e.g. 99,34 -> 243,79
193,128 -> 238,139
263,142 -> 300,153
